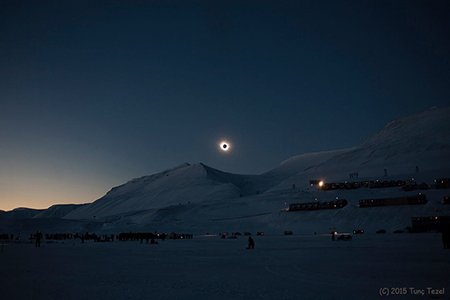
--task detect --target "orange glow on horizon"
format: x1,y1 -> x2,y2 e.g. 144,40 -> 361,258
0,175 -> 115,211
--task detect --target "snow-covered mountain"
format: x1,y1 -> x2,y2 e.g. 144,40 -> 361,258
65,163 -> 247,220
335,106 -> 449,172
2,107 -> 450,234
1,207 -> 45,220
271,107 -> 450,190
33,204 -> 87,219
64,149 -> 364,221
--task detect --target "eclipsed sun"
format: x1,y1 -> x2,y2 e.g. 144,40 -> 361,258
219,141 -> 231,152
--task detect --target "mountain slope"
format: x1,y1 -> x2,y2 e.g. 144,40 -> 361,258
5,107 -> 449,234
1,207 -> 45,220
330,106 -> 449,171
33,204 -> 87,218
271,107 -> 450,190
65,163 -> 244,219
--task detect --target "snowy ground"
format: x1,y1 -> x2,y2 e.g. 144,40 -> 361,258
1,233 -> 449,300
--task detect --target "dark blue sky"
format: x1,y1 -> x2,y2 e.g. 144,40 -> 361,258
1,0 -> 449,209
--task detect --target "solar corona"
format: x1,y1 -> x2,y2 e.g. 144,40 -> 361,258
219,141 -> 231,152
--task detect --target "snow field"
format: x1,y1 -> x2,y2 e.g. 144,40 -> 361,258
1,233 -> 449,300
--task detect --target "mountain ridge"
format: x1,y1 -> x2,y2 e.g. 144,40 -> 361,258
2,106 -> 449,234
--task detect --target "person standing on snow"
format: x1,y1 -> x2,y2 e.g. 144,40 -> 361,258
247,236 -> 255,249
35,231 -> 42,248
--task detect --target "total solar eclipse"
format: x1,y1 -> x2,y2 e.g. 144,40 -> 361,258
219,141 -> 231,152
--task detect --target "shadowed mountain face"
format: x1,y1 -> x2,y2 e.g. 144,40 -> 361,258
33,204 -> 87,218
3,107 -> 449,233
200,163 -> 283,195
1,208 -> 45,220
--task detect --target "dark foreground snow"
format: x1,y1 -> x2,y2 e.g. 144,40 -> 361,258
1,234 -> 449,300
